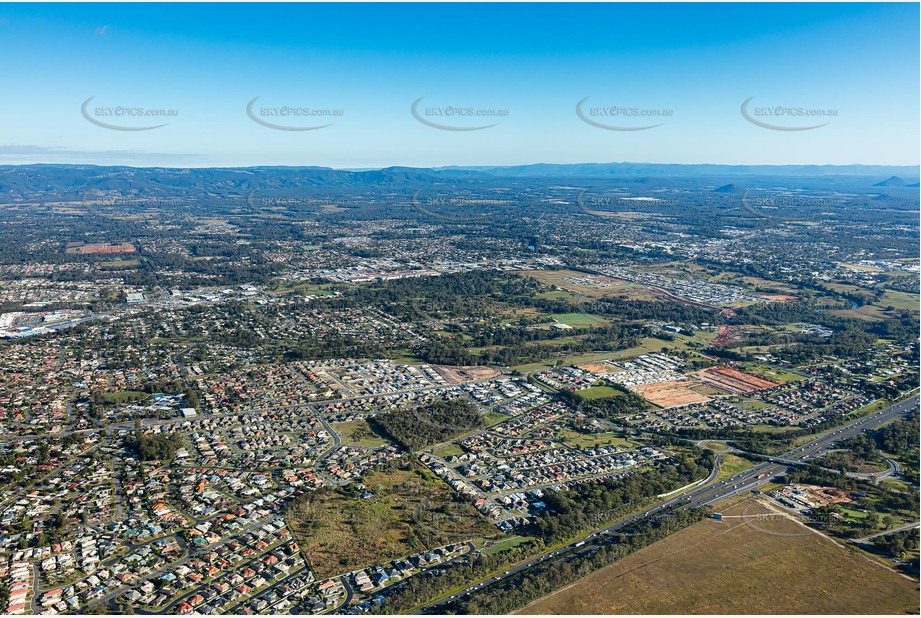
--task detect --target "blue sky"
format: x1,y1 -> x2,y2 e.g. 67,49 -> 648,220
0,3 -> 917,167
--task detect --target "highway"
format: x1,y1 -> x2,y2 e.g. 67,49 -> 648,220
419,394 -> 918,613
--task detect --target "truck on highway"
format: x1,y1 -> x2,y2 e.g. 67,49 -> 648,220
575,541 -> 586,547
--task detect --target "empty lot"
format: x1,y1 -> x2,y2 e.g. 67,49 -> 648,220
631,380 -> 711,408
518,495 -> 918,614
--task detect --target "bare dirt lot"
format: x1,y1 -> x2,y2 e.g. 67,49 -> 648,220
699,365 -> 778,394
631,380 -> 711,408
517,495 -> 919,615
432,365 -> 501,384
575,361 -> 618,375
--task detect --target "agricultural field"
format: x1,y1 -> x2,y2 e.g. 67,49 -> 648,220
286,463 -> 494,578
518,495 -> 919,615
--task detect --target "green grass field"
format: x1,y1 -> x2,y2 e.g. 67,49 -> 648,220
98,259 -> 140,269
740,362 -> 807,383
736,397 -> 774,411
483,411 -> 511,426
331,420 -> 389,448
879,289 -> 920,312
610,336 -> 692,359
551,313 -> 608,327
576,385 -> 621,400
479,535 -> 533,556
432,444 -> 466,459
716,454 -> 756,481
556,429 -> 635,450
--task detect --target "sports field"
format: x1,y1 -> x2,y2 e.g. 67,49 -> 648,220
518,495 -> 919,615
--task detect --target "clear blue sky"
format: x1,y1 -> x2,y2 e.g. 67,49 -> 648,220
0,3 -> 917,167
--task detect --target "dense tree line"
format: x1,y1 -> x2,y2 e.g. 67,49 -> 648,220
452,508 -> 708,614
873,408 -> 920,485
529,449 -> 713,543
871,528 -> 920,562
370,539 -> 542,614
372,399 -> 484,451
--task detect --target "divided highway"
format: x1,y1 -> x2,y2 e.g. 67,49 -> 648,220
420,394 -> 918,613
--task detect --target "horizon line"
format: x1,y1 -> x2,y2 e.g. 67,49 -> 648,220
1,161 -> 919,172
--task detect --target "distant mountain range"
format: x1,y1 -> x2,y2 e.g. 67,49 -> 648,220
0,163 -> 918,201
437,162 -> 921,178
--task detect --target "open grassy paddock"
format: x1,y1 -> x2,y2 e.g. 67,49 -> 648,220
715,453 -> 756,481
556,428 -> 636,450
551,312 -> 609,327
332,419 -> 390,448
286,463 -> 494,578
576,385 -> 621,400
517,494 -> 919,615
